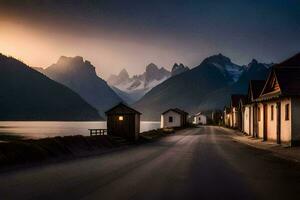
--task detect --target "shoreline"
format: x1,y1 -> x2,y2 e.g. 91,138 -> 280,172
0,128 -> 177,172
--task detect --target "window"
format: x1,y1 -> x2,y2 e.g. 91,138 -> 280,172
169,116 -> 173,123
271,105 -> 274,121
118,116 -> 124,121
199,117 -> 201,121
285,104 -> 290,121
258,107 -> 261,121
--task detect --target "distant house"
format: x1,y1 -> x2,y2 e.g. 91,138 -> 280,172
255,53 -> 300,145
238,96 -> 248,131
161,108 -> 188,128
242,80 -> 265,137
105,103 -> 141,141
230,94 -> 247,129
193,112 -> 207,125
223,107 -> 231,127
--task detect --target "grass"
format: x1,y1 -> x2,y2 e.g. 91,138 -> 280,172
0,127 -> 188,169
0,135 -> 120,168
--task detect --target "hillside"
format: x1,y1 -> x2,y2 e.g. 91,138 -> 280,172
133,54 -> 238,120
0,54 -> 101,120
134,54 -> 270,120
41,56 -> 122,117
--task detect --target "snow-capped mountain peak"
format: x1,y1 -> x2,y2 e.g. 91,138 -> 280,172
203,54 -> 245,82
107,63 -> 173,103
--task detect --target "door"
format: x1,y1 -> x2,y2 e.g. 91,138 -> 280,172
276,102 -> 281,144
263,104 -> 268,141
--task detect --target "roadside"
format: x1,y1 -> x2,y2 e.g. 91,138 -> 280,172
219,126 -> 300,163
0,127 -> 178,171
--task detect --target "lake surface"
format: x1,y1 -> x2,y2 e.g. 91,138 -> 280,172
0,121 -> 161,139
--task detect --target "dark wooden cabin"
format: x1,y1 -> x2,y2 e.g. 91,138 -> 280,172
105,103 -> 141,141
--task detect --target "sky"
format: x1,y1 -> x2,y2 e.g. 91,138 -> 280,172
0,0 -> 299,79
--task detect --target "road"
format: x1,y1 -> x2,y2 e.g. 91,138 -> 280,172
1,126 -> 300,200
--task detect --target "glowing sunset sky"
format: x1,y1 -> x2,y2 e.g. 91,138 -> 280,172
0,0 -> 299,79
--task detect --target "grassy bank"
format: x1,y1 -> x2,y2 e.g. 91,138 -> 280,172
0,128 -> 178,169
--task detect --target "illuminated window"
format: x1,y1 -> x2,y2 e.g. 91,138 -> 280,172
118,116 -> 124,121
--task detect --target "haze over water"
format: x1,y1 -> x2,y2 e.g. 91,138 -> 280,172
0,121 -> 160,139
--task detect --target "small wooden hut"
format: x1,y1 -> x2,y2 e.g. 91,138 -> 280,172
105,103 -> 141,141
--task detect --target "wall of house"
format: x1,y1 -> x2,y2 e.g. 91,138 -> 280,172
161,111 -> 182,128
194,115 -> 207,125
229,112 -> 233,127
280,98 -> 291,143
232,107 -> 239,128
249,105 -> 254,136
292,98 -> 300,143
266,102 -> 277,141
243,106 -> 250,135
257,103 -> 264,139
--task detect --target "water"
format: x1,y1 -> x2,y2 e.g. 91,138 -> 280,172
0,121 -> 160,139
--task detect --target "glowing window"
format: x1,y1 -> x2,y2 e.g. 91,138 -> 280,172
118,116 -> 124,121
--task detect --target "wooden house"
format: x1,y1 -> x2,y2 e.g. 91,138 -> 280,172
242,80 -> 265,137
161,108 -> 188,128
105,103 -> 141,141
255,53 -> 300,146
230,94 -> 246,129
223,107 -> 231,127
238,96 -> 248,131
193,112 -> 207,125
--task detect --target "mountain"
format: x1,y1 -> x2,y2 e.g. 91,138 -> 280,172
171,63 -> 189,76
40,56 -> 122,118
189,59 -> 271,113
133,54 -> 241,120
107,63 -> 172,103
203,54 -> 246,82
0,54 -> 101,120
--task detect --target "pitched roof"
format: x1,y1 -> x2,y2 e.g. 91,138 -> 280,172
258,52 -> 300,100
105,102 -> 141,115
275,67 -> 300,96
249,80 -> 265,100
238,95 -> 248,107
274,52 -> 300,67
230,94 -> 246,107
162,108 -> 188,115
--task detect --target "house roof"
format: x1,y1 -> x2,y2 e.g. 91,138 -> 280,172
230,94 -> 246,107
224,107 -> 231,113
258,52 -> 300,100
238,95 -> 248,107
275,67 -> 300,96
274,52 -> 300,67
105,102 -> 141,115
249,80 -> 265,100
162,108 -> 188,116
194,112 -> 205,116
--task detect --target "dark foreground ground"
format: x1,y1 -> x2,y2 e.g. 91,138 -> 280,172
1,126 -> 300,200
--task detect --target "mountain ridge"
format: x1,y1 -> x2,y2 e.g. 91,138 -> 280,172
39,56 -> 122,118
0,54 -> 101,120
133,54 -> 271,120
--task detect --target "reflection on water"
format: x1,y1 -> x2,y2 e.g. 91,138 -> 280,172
0,121 -> 160,139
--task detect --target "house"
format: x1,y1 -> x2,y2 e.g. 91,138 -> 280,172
223,107 -> 231,127
193,112 -> 207,125
238,96 -> 248,132
230,94 -> 246,129
255,53 -> 300,146
105,103 -> 141,141
242,80 -> 265,137
161,108 -> 188,128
